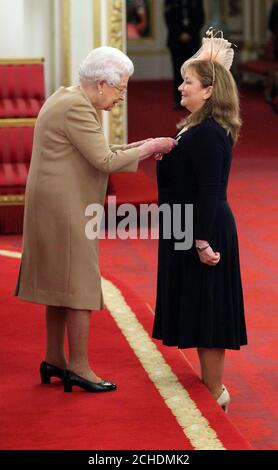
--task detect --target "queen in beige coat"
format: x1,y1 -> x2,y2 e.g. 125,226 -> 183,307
15,46 -> 176,393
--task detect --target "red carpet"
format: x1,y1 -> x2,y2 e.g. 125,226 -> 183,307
101,158 -> 278,450
1,156 -> 277,450
0,83 -> 277,450
0,255 -> 191,450
0,252 -> 251,450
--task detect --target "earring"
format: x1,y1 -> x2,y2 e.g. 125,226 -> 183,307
99,91 -> 103,95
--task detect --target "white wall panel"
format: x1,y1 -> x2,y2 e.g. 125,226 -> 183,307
0,0 -> 25,57
70,0 -> 93,85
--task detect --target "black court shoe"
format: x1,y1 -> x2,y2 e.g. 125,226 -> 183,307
63,370 -> 117,393
40,361 -> 65,384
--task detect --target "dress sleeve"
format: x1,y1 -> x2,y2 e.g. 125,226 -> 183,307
64,98 -> 139,174
191,125 -> 224,243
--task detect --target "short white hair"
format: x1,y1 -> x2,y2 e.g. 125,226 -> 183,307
79,46 -> 134,85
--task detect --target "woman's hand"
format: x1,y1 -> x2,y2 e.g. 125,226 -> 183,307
196,242 -> 221,266
138,137 -> 177,161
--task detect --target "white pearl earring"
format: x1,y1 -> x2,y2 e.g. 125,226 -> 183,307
99,91 -> 103,95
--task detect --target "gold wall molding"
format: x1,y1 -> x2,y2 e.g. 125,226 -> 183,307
108,0 -> 125,144
0,118 -> 36,127
0,195 -> 25,206
0,58 -> 44,64
62,0 -> 71,86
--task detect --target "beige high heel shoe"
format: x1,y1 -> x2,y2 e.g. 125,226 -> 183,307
216,385 -> 230,413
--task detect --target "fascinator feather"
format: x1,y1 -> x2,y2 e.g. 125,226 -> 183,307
183,27 -> 235,71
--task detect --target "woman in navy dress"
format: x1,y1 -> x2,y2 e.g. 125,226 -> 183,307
153,59 -> 247,412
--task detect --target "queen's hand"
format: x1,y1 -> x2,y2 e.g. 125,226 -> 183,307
127,138 -> 153,148
138,137 -> 177,161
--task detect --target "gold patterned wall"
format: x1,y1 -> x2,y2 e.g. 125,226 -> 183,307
107,0 -> 126,144
62,0 -> 71,86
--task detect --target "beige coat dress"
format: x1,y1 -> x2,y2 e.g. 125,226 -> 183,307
15,87 -> 139,309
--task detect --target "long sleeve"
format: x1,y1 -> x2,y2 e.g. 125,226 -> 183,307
191,125 -> 224,243
65,98 -> 139,174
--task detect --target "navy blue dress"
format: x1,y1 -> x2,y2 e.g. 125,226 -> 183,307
152,118 -> 247,349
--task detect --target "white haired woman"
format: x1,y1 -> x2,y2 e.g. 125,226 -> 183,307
15,46 -> 176,393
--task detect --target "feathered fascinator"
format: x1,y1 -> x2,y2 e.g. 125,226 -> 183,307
182,27 -> 235,84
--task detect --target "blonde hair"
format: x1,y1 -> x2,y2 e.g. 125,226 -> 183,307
179,60 -> 242,144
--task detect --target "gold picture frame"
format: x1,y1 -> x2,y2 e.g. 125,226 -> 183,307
126,0 -> 155,44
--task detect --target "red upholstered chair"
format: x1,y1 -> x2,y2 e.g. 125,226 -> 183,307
0,123 -> 34,193
238,37 -> 278,106
0,58 -> 45,233
0,58 -> 45,118
0,120 -> 35,233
